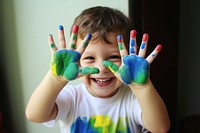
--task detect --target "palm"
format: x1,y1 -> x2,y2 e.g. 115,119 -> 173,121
51,49 -> 81,80
119,55 -> 149,84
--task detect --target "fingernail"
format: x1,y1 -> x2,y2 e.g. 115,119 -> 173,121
72,25 -> 79,33
155,44 -> 162,52
83,33 -> 92,48
58,25 -> 63,30
117,35 -> 123,42
86,33 -> 92,40
130,30 -> 137,38
142,33 -> 149,42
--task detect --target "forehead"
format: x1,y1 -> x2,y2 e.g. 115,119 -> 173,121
77,32 -> 118,45
77,32 -> 120,55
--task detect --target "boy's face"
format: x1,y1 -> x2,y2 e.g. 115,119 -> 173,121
78,32 -> 122,98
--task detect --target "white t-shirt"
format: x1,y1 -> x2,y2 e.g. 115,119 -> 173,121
44,83 -> 148,133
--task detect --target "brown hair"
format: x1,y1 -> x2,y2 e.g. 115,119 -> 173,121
71,6 -> 134,47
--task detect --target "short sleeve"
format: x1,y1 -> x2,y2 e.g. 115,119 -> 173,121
43,86 -> 72,127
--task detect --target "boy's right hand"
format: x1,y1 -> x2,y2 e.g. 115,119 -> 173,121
48,25 -> 99,81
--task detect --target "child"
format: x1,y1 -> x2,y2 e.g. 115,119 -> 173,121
26,6 -> 170,133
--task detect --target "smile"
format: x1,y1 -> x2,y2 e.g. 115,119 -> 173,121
94,78 -> 112,83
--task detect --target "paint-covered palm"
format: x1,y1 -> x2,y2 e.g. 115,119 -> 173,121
51,50 -> 80,80
104,30 -> 162,85
120,55 -> 149,84
49,25 -> 99,81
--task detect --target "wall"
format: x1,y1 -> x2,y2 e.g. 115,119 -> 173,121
1,0 -> 128,133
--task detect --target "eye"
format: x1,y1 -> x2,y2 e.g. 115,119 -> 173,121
109,55 -> 121,61
85,56 -> 95,60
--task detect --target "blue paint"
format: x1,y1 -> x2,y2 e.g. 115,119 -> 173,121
129,39 -> 135,54
58,25 -> 63,30
86,33 -> 92,40
120,55 -> 149,84
130,39 -> 135,47
141,42 -> 146,49
130,47 -> 134,54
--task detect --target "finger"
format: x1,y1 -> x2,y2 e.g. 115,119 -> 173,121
117,35 -> 128,58
76,33 -> 92,54
103,60 -> 119,73
48,34 -> 58,52
129,30 -> 137,55
58,25 -> 66,49
103,60 -> 122,80
79,67 -> 99,77
138,33 -> 149,57
146,44 -> 162,64
68,25 -> 79,50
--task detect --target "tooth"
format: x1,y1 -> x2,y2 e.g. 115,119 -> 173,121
96,78 -> 110,82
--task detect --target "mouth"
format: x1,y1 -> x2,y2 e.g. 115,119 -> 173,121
93,78 -> 112,83
91,77 -> 114,87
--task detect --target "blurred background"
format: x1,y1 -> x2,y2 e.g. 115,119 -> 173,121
0,0 -> 200,133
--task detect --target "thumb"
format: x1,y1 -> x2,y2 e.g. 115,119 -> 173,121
78,67 -> 99,77
103,60 -> 119,73
103,60 -> 122,81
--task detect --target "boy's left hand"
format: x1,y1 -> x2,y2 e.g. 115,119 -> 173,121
103,30 -> 162,85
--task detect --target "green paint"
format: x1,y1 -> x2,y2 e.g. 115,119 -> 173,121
80,67 -> 99,74
118,43 -> 123,50
134,68 -> 148,84
64,63 -> 79,80
71,43 -> 76,49
72,34 -> 77,40
50,43 -> 55,49
83,41 -> 88,48
51,50 -> 80,80
120,55 -> 149,85
103,60 -> 119,72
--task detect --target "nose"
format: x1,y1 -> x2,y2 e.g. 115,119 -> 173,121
97,61 -> 110,74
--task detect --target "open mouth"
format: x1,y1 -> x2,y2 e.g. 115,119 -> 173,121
92,78 -> 113,84
93,78 -> 112,83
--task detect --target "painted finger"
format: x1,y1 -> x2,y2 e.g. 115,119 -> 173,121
129,30 -> 137,55
58,25 -> 66,49
117,35 -> 128,58
79,67 -> 99,76
68,25 -> 79,50
103,60 -> 122,80
76,33 -> 92,54
146,44 -> 162,64
138,33 -> 149,57
48,34 -> 58,52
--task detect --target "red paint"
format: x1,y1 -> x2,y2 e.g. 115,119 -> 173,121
130,30 -> 137,38
142,33 -> 149,42
117,35 -> 123,43
155,44 -> 162,52
72,25 -> 79,33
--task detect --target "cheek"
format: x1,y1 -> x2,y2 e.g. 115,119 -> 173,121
80,76 -> 91,86
80,60 -> 86,67
115,61 -> 122,67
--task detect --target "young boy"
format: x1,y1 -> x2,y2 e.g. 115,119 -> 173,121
26,6 -> 170,133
